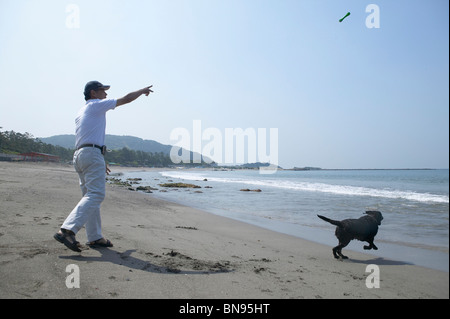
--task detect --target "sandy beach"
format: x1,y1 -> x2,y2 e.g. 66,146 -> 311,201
0,161 -> 448,299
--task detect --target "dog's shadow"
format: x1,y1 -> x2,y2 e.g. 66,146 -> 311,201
349,257 -> 414,266
59,248 -> 233,275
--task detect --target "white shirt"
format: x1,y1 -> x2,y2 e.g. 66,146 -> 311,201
75,99 -> 117,149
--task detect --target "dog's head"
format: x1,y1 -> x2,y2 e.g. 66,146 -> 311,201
365,211 -> 383,225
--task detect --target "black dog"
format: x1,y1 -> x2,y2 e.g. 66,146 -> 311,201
317,211 -> 383,259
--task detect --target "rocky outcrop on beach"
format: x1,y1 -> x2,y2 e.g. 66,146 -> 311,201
136,185 -> 158,193
107,176 -> 207,193
159,183 -> 202,189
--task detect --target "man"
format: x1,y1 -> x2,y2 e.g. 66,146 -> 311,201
54,81 -> 153,252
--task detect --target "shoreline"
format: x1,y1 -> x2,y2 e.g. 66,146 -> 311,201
0,162 -> 448,299
108,165 -> 449,171
119,167 -> 449,272
148,187 -> 450,272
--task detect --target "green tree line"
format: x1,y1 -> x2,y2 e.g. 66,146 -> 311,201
0,129 -> 74,161
105,147 -> 215,167
104,148 -> 174,167
1,128 -> 214,167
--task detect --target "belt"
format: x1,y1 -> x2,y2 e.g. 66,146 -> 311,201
77,144 -> 106,155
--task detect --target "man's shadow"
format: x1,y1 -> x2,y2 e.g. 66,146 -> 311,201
59,248 -> 233,275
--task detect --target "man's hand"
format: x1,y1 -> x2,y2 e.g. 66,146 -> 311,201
117,85 -> 154,107
106,165 -> 111,175
141,85 -> 153,96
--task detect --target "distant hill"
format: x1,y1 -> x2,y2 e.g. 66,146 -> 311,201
38,135 -> 76,149
40,134 -> 172,153
39,134 -> 211,163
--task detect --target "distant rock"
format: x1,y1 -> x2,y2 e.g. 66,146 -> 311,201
290,167 -> 322,171
240,189 -> 262,192
159,183 -> 201,189
136,185 -> 158,193
106,177 -> 131,187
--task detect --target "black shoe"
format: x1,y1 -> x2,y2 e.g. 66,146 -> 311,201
54,229 -> 81,252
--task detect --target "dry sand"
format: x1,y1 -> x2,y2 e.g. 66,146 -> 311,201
0,161 -> 448,299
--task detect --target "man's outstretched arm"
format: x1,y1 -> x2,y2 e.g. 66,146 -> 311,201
116,85 -> 153,107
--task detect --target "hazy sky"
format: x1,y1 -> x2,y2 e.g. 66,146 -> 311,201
0,0 -> 448,169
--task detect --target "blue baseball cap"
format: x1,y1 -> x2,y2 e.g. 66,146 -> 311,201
84,81 -> 110,95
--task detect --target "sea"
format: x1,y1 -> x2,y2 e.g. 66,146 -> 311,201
118,168 -> 449,272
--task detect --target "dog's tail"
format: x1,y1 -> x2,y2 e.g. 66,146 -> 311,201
317,215 -> 343,227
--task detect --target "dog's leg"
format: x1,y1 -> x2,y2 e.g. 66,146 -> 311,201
338,247 -> 349,259
333,244 -> 349,259
332,246 -> 340,259
334,228 -> 352,259
364,238 -> 378,250
363,243 -> 378,250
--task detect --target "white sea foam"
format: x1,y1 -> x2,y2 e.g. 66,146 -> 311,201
160,171 -> 449,204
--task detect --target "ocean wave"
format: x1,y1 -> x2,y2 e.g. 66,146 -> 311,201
160,171 -> 449,204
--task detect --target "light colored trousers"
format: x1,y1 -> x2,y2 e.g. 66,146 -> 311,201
62,147 -> 106,242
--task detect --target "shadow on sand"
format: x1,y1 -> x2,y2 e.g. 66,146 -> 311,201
59,247 -> 234,275
349,257 -> 414,266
